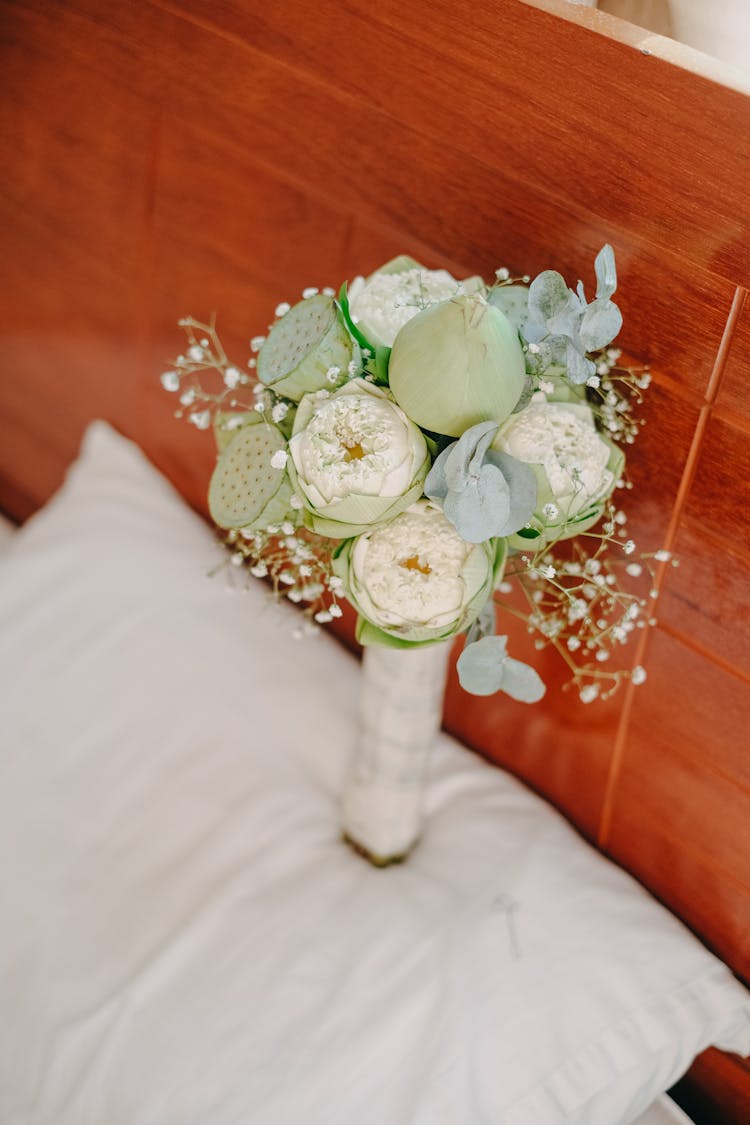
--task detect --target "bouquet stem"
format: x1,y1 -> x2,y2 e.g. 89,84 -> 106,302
342,641 -> 453,866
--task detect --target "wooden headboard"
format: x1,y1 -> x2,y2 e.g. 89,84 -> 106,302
2,1 -> 749,1118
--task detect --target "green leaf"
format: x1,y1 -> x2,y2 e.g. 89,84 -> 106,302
355,617 -> 448,650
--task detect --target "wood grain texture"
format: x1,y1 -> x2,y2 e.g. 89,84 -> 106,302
603,629 -> 750,978
716,291 -> 750,423
1,1 -> 750,1117
150,0 -> 750,285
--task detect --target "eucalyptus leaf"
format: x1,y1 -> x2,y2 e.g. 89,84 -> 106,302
566,343 -> 595,385
594,243 -> 617,301
488,284 -> 529,330
527,270 -> 572,322
426,423 -> 537,542
457,635 -> 546,701
442,421 -> 498,492
500,656 -> 547,703
443,462 -> 511,542
520,246 -> 622,386
457,634 -> 509,695
579,301 -> 623,352
484,450 -> 537,531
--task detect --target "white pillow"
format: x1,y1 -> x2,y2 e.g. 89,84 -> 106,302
0,421 -> 747,1125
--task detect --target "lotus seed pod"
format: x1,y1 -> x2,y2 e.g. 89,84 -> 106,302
213,410 -> 258,453
208,420 -> 293,530
257,294 -> 354,402
388,294 -> 526,437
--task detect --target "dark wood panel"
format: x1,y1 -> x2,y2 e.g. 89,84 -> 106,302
611,630 -> 750,786
157,0 -> 750,288
660,518 -> 750,678
681,416 -> 750,557
603,629 -> 750,979
4,1 -> 735,393
620,377 -> 700,548
716,291 -> 750,422
0,7 -> 152,516
0,6 -> 153,310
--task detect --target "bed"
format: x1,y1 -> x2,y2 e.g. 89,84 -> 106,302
1,1 -> 749,1122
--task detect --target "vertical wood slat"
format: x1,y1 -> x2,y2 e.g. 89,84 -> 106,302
598,286 -> 749,845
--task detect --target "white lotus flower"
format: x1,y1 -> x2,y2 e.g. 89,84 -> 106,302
347,266 -> 480,348
287,380 -> 429,537
334,500 -> 504,645
493,394 -> 624,544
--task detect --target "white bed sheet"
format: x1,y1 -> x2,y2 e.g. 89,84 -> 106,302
3,428 -> 743,1124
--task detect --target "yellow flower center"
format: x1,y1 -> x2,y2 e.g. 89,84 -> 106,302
399,554 -> 432,575
342,440 -> 366,461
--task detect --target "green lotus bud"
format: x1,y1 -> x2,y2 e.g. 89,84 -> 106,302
388,293 -> 526,437
257,294 -> 354,402
493,396 -> 625,548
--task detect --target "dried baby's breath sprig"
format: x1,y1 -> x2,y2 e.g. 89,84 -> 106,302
160,316 -> 256,429
495,500 -> 677,701
584,349 -> 651,447
215,524 -> 345,633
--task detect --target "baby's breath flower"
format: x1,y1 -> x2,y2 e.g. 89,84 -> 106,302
160,370 -> 180,392
270,450 -> 288,470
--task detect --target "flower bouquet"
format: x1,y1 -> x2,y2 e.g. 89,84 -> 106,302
162,249 -> 666,864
